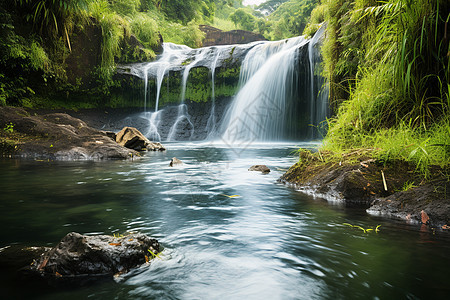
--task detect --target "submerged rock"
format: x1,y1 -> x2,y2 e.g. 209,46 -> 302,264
22,232 -> 159,285
169,157 -> 183,167
249,165 -> 270,174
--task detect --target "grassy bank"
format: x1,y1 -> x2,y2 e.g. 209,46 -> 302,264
304,0 -> 450,177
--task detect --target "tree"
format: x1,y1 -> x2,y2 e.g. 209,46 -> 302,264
229,8 -> 256,31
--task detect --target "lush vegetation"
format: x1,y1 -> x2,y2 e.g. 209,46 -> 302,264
305,0 -> 450,176
0,0 -> 322,108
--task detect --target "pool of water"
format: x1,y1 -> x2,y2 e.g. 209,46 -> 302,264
1,142 -> 449,299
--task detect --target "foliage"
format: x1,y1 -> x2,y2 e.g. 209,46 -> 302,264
109,0 -> 140,16
160,0 -> 202,24
265,0 -> 318,40
257,0 -> 290,14
129,13 -> 160,49
18,0 -> 89,51
89,0 -> 127,81
3,122 -> 14,133
302,3 -> 326,37
315,0 -> 450,176
158,19 -> 205,48
229,8 -> 256,31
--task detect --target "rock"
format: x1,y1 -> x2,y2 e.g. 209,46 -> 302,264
23,232 -> 159,284
279,149 -> 450,226
249,165 -> 270,174
116,127 -> 149,151
421,210 -> 430,224
169,157 -> 183,167
116,126 -> 166,152
102,131 -> 116,141
0,107 -> 137,160
146,141 -> 166,151
200,25 -> 267,47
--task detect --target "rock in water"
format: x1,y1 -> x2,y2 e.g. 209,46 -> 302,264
147,141 -> 166,151
249,165 -> 270,174
25,232 -> 159,284
116,127 -> 165,151
169,157 -> 183,167
421,210 -> 430,224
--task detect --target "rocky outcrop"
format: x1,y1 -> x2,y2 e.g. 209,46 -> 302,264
116,126 -> 165,151
249,165 -> 270,173
0,107 -> 137,160
279,150 -> 450,227
367,179 -> 450,226
200,25 -> 267,46
22,232 -> 159,285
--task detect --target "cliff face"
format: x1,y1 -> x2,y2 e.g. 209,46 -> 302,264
199,25 -> 267,46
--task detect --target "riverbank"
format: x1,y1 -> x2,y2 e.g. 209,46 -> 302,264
0,106 -> 139,160
2,106 -> 449,228
279,149 -> 450,228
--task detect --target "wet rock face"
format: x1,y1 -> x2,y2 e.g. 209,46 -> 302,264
27,232 -> 159,279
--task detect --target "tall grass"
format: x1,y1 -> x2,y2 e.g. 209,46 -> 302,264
89,0 -> 127,80
130,13 -> 160,49
317,0 -> 450,176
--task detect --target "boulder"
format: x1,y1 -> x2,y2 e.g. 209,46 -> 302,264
0,107 -> 137,160
169,157 -> 183,167
249,165 -> 270,174
116,127 -> 165,151
147,141 -> 166,151
23,232 -> 159,284
116,127 -> 149,150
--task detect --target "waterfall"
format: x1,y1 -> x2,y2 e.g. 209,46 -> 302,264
206,46 -> 231,138
167,47 -> 211,141
219,27 -> 328,142
220,36 -> 309,141
308,25 -> 329,139
118,26 -> 328,142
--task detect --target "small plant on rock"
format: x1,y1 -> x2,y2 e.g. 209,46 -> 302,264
3,122 -> 14,133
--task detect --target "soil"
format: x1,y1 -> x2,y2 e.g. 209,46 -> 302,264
279,150 -> 450,228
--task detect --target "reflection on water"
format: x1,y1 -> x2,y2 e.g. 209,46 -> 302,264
0,142 -> 449,299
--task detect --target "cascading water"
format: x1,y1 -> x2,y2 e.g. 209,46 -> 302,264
308,25 -> 329,139
220,36 -> 309,141
119,25 -> 328,142
205,51 -> 220,136
167,48 -> 211,141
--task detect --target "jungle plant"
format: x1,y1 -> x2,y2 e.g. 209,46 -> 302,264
17,0 -> 89,51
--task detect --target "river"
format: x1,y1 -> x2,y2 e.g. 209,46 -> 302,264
1,142 -> 449,299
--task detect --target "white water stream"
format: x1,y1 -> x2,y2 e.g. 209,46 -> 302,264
121,26 -> 328,142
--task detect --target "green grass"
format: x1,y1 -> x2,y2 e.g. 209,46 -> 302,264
311,0 -> 450,178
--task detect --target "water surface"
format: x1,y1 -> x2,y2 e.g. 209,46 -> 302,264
1,142 -> 449,299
